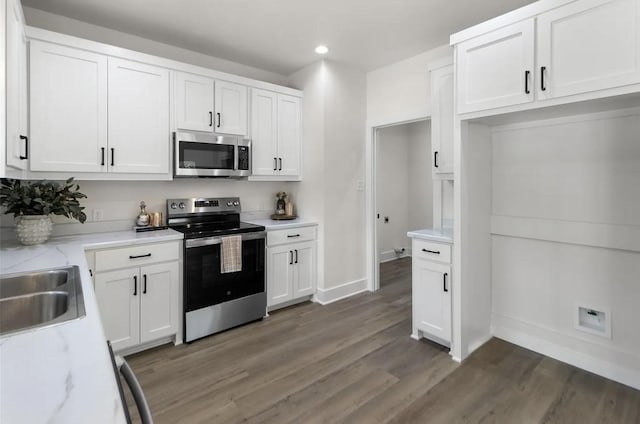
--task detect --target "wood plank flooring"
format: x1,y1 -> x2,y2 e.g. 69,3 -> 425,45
123,257 -> 640,423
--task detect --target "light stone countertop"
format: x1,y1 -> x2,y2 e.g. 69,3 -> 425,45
243,217 -> 318,230
406,227 -> 454,243
0,228 -> 184,424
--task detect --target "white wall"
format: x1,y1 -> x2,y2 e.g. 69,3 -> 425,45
22,7 -> 290,86
376,120 -> 433,262
376,125 -> 410,260
289,59 -> 368,302
366,44 -> 452,127
407,120 -> 433,231
490,109 -> 640,389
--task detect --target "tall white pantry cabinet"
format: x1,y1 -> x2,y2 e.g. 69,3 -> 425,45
450,0 -> 640,389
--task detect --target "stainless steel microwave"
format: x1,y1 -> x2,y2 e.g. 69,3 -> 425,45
174,131 -> 251,177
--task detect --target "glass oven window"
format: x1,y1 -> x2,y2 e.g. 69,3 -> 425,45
179,141 -> 234,170
184,238 -> 265,312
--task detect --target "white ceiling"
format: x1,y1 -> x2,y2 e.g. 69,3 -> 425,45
21,0 -> 536,75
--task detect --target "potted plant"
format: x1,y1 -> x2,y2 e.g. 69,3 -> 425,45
0,178 -> 87,245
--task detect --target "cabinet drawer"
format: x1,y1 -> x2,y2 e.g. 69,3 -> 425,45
95,241 -> 180,272
268,226 -> 316,246
413,239 -> 451,264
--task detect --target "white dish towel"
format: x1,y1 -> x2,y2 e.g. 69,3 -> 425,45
221,235 -> 242,273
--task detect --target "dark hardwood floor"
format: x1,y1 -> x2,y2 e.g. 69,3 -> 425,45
124,257 -> 640,423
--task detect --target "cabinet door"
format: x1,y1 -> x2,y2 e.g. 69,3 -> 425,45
175,72 -> 214,132
5,0 -> 28,170
251,89 -> 278,176
108,58 -> 170,174
537,0 -> 640,99
457,19 -> 535,114
30,41 -> 107,172
292,241 -> 316,298
139,262 -> 179,344
94,269 -> 140,351
267,245 -> 294,307
412,258 -> 451,343
214,81 -> 248,136
431,65 -> 454,175
277,94 -> 301,177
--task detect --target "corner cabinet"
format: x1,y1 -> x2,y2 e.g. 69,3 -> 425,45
175,72 -> 248,136
90,240 -> 181,353
5,0 -> 28,171
454,0 -> 640,115
266,225 -> 317,310
411,238 -> 452,346
430,63 -> 454,177
250,89 -> 302,180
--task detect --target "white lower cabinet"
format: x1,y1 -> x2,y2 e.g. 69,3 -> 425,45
411,239 -> 452,346
91,241 -> 180,352
266,226 -> 317,310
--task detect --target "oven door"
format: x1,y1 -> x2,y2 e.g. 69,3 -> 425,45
184,232 -> 266,313
174,132 -> 238,177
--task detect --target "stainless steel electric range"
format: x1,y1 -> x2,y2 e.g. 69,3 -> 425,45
166,197 -> 266,343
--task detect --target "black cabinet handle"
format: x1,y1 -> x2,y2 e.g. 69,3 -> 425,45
295,249 -> 298,264
19,135 -> 28,160
443,273 -> 448,292
525,70 -> 531,94
273,157 -> 278,171
279,158 -> 282,171
541,66 -> 547,91
133,275 -> 137,296
289,251 -> 293,265
111,148 -> 115,166
143,274 -> 147,294
422,249 -> 440,255
209,111 -> 213,127
217,112 -> 221,128
287,234 -> 301,238
129,253 -> 152,259
101,147 -> 105,166
434,151 -> 439,168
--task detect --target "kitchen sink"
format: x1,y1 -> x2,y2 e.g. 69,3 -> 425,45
0,266 -> 86,336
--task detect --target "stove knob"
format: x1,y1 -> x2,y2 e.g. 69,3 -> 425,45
170,203 -> 178,209
233,201 -> 239,206
178,202 -> 186,209
227,201 -> 233,207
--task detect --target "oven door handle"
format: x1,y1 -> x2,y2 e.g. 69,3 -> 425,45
185,231 -> 266,248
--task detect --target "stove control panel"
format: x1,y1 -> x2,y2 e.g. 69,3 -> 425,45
166,197 -> 241,217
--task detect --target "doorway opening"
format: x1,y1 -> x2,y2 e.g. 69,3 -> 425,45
370,119 -> 433,290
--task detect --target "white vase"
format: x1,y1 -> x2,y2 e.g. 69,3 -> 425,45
15,215 -> 54,245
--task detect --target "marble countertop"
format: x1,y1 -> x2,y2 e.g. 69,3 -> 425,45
407,227 -> 454,243
0,228 -> 183,424
244,217 -> 318,230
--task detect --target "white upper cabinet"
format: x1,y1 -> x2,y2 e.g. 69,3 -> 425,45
251,89 -> 279,175
250,88 -> 302,180
214,81 -> 248,136
175,74 -> 248,136
430,64 -> 454,176
457,19 -> 535,114
30,41 -> 108,172
276,94 -> 301,177
107,58 -> 170,174
537,0 -> 640,100
175,72 -> 215,132
5,0 -> 28,170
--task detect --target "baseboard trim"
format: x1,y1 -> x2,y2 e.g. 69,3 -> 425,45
379,248 -> 412,264
493,314 -> 640,390
315,278 -> 368,305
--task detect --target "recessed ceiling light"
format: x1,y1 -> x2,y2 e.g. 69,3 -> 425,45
315,45 -> 329,55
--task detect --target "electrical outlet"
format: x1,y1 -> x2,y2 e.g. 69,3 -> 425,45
92,209 -> 104,222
